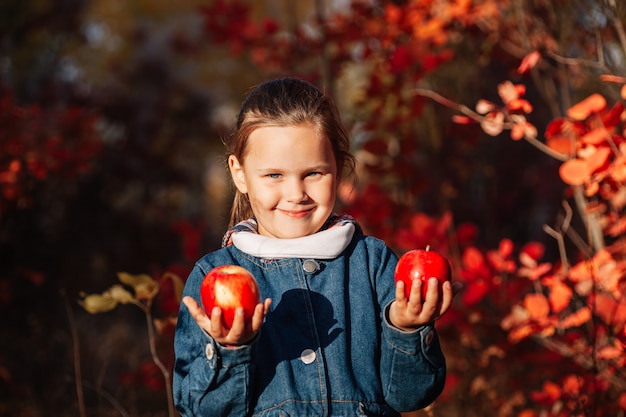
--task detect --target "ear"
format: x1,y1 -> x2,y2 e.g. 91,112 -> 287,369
228,155 -> 248,194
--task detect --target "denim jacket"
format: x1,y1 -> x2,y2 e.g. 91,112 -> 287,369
173,227 -> 446,417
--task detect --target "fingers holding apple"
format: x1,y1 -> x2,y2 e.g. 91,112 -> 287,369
390,246 -> 454,329
394,246 -> 452,301
191,265 -> 271,346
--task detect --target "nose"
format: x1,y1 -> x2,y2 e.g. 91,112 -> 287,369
285,178 -> 307,203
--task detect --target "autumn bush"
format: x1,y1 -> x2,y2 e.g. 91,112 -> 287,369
196,1 -> 626,415
4,0 -> 626,416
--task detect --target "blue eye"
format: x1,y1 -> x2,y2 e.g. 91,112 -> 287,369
267,173 -> 281,179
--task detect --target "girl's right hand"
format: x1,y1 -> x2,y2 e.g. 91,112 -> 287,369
182,296 -> 272,346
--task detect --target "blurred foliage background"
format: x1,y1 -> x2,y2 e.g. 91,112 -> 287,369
2,0 -> 625,416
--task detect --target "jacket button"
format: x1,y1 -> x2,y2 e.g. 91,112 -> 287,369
302,259 -> 320,273
424,330 -> 434,345
300,348 -> 316,364
205,343 -> 215,360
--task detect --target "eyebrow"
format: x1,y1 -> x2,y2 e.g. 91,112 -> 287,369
255,163 -> 333,173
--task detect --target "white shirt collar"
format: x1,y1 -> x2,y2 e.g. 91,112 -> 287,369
231,223 -> 355,259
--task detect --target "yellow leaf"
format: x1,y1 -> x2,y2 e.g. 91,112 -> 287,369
117,272 -> 158,300
108,284 -> 135,304
79,293 -> 118,314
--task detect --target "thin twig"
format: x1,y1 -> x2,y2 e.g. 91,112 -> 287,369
143,299 -> 176,417
543,224 -> 569,270
413,88 -> 569,161
62,289 -> 86,417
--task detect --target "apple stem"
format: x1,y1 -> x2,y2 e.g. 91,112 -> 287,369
426,245 -> 431,251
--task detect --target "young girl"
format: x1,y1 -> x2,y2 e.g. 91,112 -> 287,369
173,77 -> 455,417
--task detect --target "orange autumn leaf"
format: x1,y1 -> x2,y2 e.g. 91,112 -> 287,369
559,158 -> 589,185
585,146 -> 611,174
562,374 -> 583,396
581,127 -> 609,145
611,156 -> 626,182
566,93 -> 606,120
523,293 -> 550,321
599,74 -> 626,83
597,345 -> 623,360
546,136 -> 575,156
561,306 -> 591,329
594,293 -> 626,327
508,323 -> 534,343
549,280 -> 572,313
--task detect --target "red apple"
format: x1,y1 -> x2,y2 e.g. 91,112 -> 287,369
394,246 -> 452,301
200,265 -> 261,329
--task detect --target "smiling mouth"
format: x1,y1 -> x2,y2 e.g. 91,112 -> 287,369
279,208 -> 314,218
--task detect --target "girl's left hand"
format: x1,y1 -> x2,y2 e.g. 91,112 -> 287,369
388,278 -> 462,331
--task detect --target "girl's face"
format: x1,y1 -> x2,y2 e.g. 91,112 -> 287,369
229,123 -> 338,239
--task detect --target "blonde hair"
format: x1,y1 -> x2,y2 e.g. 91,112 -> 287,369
224,77 -> 355,227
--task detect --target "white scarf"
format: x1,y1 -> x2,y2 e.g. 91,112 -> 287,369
223,214 -> 357,259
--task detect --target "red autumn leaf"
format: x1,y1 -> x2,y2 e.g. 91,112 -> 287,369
390,45 -> 411,73
523,293 -> 550,321
462,246 -> 487,274
519,242 -> 545,264
462,279 -> 490,305
409,212 -> 436,238
566,93 -> 607,120
518,50 -> 541,74
455,222 -> 478,246
452,115 -> 474,124
499,238 -> 514,258
544,118 -> 586,139
559,158 -> 589,185
601,102 -> 624,128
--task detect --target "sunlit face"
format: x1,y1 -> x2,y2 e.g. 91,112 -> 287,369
229,124 -> 338,239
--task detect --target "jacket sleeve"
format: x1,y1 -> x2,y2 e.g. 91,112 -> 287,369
374,243 -> 447,412
380,311 -> 446,411
173,264 -> 256,417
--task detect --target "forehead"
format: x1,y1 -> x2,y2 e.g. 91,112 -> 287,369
244,124 -> 335,166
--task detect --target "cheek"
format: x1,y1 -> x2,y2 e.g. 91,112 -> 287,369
248,184 -> 278,207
